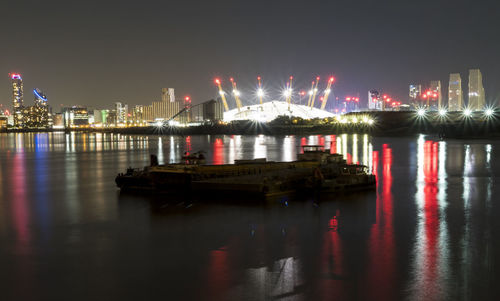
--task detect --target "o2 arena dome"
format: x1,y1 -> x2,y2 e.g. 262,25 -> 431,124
223,101 -> 335,122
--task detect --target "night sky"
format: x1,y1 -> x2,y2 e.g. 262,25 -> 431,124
1,0 -> 499,109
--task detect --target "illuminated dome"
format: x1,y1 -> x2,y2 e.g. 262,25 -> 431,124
223,101 -> 335,122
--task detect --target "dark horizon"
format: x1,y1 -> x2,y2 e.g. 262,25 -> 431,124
1,0 -> 499,109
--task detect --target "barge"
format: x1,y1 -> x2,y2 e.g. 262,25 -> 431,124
115,145 -> 376,200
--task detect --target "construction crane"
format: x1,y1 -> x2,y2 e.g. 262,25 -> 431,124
306,80 -> 315,107
320,77 -> 335,110
230,77 -> 243,112
309,76 -> 320,108
214,78 -> 229,112
257,76 -> 264,104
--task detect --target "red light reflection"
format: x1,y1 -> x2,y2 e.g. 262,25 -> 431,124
213,138 -> 224,165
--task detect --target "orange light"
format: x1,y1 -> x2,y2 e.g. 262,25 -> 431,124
346,97 -> 351,101
257,76 -> 261,80
290,76 -> 293,80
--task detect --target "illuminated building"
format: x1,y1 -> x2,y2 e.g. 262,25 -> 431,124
224,101 -> 334,122
0,115 -> 7,129
429,80 -> 442,110
409,85 -> 421,107
62,106 -> 89,127
11,73 -> 24,127
468,69 -> 485,111
92,109 -> 109,126
368,90 -> 382,110
115,102 -> 128,124
190,99 -> 224,123
161,88 -> 175,102
52,113 -> 64,129
448,73 -> 463,111
26,89 -> 51,128
131,105 -> 144,124
142,89 -> 183,121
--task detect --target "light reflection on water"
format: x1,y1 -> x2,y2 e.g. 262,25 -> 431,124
0,132 -> 499,300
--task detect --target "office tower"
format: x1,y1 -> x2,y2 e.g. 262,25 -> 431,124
11,73 -> 24,127
448,73 -> 463,111
409,84 -> 422,107
429,80 -> 442,109
368,90 -> 381,110
115,102 -> 128,124
468,69 -> 485,111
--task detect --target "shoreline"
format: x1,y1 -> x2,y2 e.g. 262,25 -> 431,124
2,111 -> 500,139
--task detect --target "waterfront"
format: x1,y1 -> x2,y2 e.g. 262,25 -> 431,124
0,133 -> 499,300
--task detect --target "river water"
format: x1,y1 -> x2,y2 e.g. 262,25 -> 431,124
0,132 -> 499,300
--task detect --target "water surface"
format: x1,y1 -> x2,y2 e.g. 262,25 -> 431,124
0,133 -> 499,300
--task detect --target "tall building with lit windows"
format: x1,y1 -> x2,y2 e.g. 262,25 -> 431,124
468,69 -> 485,111
448,73 -> 463,111
429,80 -> 442,109
409,84 -> 422,108
11,73 -> 24,127
368,90 -> 381,110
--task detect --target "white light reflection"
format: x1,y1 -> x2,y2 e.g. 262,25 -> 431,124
352,134 -> 358,164
362,134 -> 368,167
157,137 -> 164,165
169,136 -> 175,163
246,257 -> 304,299
486,144 -> 492,210
409,135 -> 450,300
254,135 -> 267,159
341,134 -> 347,160
282,136 -> 295,162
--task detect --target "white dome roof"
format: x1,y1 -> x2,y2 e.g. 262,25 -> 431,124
223,101 -> 334,122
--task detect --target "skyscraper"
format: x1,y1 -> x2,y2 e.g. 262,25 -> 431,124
115,102 -> 128,124
468,69 -> 485,111
368,90 -> 381,110
29,88 -> 50,128
409,84 -> 422,107
448,73 -> 463,111
429,80 -> 442,109
11,73 -> 23,127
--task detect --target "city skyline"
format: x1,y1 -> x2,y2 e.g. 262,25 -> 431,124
1,0 -> 500,108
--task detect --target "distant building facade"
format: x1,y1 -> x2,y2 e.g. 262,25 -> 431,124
115,102 -> 128,124
409,84 -> 422,108
448,73 -> 463,111
468,69 -> 485,111
429,80 -> 442,110
11,74 -> 24,127
161,88 -> 176,102
63,106 -> 89,127
368,90 -> 382,110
